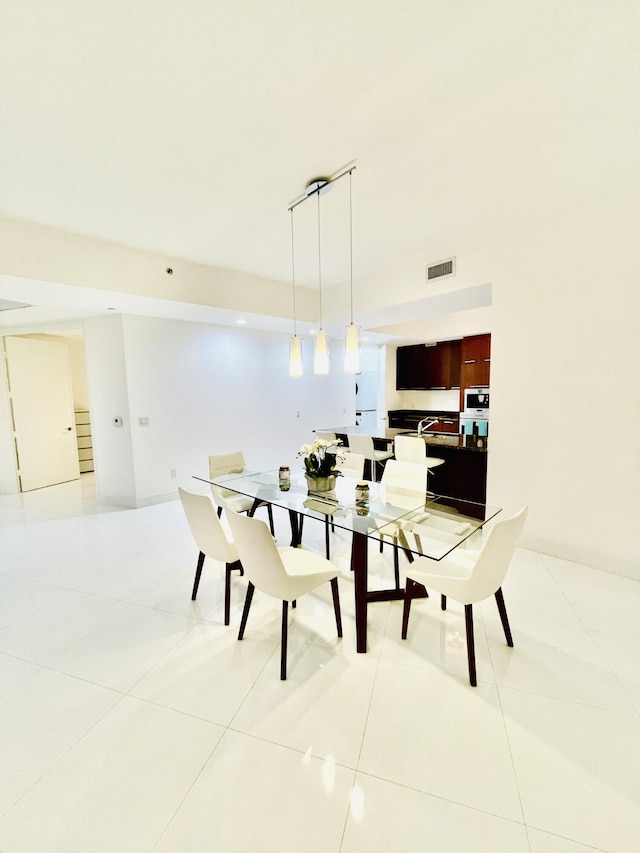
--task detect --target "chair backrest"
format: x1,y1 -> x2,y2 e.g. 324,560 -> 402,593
466,507 -> 528,601
209,451 -> 246,478
381,459 -> 428,509
347,433 -> 375,458
226,509 -> 293,600
394,435 -> 427,464
178,488 -> 237,563
336,451 -> 365,480
316,431 -> 337,443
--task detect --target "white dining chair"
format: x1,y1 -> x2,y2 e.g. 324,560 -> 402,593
347,433 -> 393,482
209,451 -> 274,535
335,451 -> 365,480
377,459 -> 429,588
227,509 -> 342,680
394,435 -> 445,470
178,487 -> 243,625
315,431 -> 339,444
401,506 -> 528,686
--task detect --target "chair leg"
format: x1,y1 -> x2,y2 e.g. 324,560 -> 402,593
464,604 -> 477,686
441,594 -> 447,611
281,600 -> 289,680
191,551 -> 205,600
325,516 -> 331,559
267,504 -> 275,536
393,543 -> 400,589
401,578 -> 416,639
216,505 -> 223,518
330,577 -> 342,638
495,587 -> 514,647
224,563 -> 232,625
238,582 -> 255,640
223,559 -> 243,626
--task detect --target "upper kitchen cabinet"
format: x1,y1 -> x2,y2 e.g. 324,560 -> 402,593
460,334 -> 491,389
396,340 -> 461,390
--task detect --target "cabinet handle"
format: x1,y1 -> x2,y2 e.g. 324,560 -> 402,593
463,359 -> 475,364
484,358 -> 491,362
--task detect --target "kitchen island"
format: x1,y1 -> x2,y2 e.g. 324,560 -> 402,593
316,425 -> 488,504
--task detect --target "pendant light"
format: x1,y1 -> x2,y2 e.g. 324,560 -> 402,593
288,208 -> 303,377
313,184 -> 330,375
344,168 -> 361,374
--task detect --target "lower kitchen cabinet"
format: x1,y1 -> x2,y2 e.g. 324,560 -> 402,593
425,445 -> 487,506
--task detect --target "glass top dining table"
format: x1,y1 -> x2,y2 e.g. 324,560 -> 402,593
194,467 -> 501,653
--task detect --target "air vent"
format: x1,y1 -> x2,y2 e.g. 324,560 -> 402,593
427,257 -> 455,281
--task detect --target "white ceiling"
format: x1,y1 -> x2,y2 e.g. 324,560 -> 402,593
1,2 -> 638,333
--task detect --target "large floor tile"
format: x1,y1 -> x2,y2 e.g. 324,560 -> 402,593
230,639 -> 378,768
500,687 -> 640,852
0,668 -> 120,815
21,538 -> 132,589
77,550 -> 204,608
541,554 -> 640,638
49,604 -> 197,691
491,548 -> 583,628
527,827 -> 609,852
589,631 -> 640,714
132,619 -> 278,725
341,772 -> 529,853
487,617 -> 636,712
0,574 -> 66,630
358,660 -> 523,821
0,591 -> 127,664
0,696 -> 223,853
154,730 -> 355,853
0,652 -> 39,699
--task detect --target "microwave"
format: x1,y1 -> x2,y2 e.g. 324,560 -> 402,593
462,387 -> 489,418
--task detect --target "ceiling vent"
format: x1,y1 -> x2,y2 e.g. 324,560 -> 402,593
426,257 -> 455,282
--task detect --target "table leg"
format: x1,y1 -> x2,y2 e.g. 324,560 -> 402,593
351,531 -> 368,653
288,509 -> 302,547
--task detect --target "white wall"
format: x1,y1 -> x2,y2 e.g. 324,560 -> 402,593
83,315 -> 136,505
84,314 -> 355,507
22,334 -> 89,409
0,338 -> 19,493
487,197 -> 640,579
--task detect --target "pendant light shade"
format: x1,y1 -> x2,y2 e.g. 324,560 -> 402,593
289,334 -> 303,377
314,329 -> 330,375
344,323 -> 361,374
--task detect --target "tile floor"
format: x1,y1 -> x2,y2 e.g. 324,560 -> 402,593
0,475 -> 639,852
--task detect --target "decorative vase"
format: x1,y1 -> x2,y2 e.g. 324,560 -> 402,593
305,473 -> 337,493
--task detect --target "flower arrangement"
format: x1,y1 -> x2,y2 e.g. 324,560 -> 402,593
297,438 -> 344,478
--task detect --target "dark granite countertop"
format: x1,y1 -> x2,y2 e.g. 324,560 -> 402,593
316,426 -> 487,453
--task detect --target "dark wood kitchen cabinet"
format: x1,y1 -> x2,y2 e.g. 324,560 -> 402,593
396,340 -> 461,390
460,334 -> 491,391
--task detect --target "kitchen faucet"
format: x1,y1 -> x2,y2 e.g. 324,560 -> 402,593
417,417 -> 439,436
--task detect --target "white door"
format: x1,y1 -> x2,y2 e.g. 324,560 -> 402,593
5,336 -> 80,491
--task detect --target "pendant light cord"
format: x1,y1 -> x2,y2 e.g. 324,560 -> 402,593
290,208 -> 297,336
349,169 -> 354,325
317,189 -> 323,328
